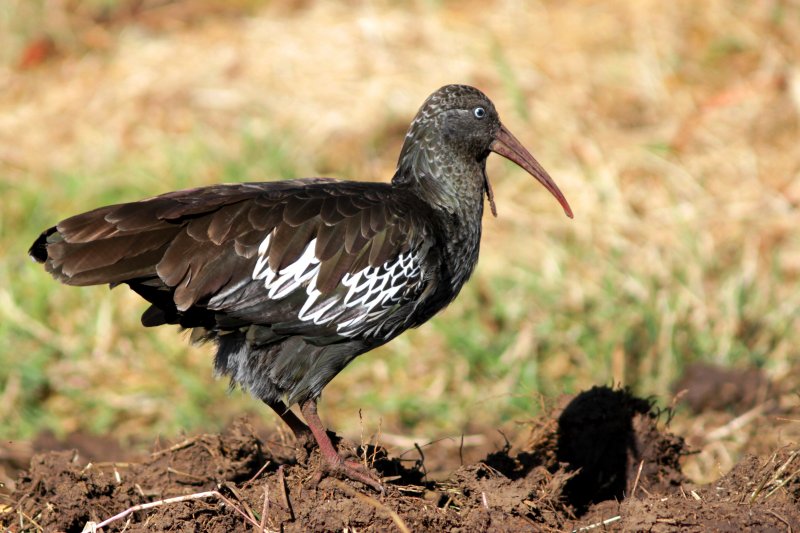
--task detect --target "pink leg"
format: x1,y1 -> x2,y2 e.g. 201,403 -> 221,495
300,398 -> 383,492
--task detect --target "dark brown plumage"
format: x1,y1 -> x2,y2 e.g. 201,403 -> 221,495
29,84 -> 572,491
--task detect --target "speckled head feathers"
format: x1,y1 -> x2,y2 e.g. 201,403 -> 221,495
393,84 -> 501,194
414,84 -> 497,120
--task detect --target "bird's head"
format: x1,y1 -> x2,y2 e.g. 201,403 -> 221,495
393,84 -> 573,219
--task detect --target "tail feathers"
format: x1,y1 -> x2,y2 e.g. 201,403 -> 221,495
28,196 -> 186,286
56,205 -> 122,242
30,224 -> 177,287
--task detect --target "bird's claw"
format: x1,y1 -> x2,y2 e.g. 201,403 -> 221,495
308,455 -> 384,493
334,458 -> 384,494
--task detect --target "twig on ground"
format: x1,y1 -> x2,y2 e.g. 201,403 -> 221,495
166,466 -> 205,481
764,449 -> 800,500
631,460 -> 644,498
766,510 -> 792,531
149,436 -> 199,457
259,485 -> 270,532
329,479 -> 410,533
746,450 -> 781,503
223,482 -> 259,526
83,489 -> 280,532
571,515 -> 622,532
748,449 -> 800,503
638,484 -> 653,498
278,465 -> 294,521
477,462 -> 503,478
442,494 -> 454,511
86,490 -> 220,531
369,417 -> 383,469
16,506 -> 44,532
244,460 -> 272,488
216,490 -> 272,531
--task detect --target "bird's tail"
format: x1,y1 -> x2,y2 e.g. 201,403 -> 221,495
29,203 -> 180,287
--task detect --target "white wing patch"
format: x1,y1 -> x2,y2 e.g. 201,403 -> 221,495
252,232 -> 423,338
253,234 -> 322,301
336,253 -> 420,336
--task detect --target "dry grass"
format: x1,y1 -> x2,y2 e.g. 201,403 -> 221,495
1,0 -> 798,484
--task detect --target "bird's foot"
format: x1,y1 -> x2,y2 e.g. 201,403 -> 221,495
317,454 -> 384,493
298,398 -> 383,492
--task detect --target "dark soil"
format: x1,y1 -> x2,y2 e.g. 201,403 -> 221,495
2,386 -> 798,532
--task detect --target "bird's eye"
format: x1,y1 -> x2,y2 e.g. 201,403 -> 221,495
473,107 -> 486,119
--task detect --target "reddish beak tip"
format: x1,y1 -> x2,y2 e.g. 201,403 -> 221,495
490,124 -> 573,219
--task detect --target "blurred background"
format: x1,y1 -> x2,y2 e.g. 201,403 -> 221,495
0,0 -> 798,484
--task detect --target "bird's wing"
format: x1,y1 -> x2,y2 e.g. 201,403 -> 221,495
31,180 -> 440,341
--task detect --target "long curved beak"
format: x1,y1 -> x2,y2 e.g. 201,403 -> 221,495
490,123 -> 573,218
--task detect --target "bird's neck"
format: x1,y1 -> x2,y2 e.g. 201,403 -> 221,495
392,132 -> 487,217
392,148 -> 487,292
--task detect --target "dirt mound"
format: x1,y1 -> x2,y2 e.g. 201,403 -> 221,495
2,387 -> 798,532
579,449 -> 800,532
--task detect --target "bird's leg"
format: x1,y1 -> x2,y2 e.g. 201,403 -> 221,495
299,398 -> 383,492
263,398 -> 315,462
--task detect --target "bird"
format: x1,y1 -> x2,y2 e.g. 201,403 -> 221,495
29,84 -> 572,491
